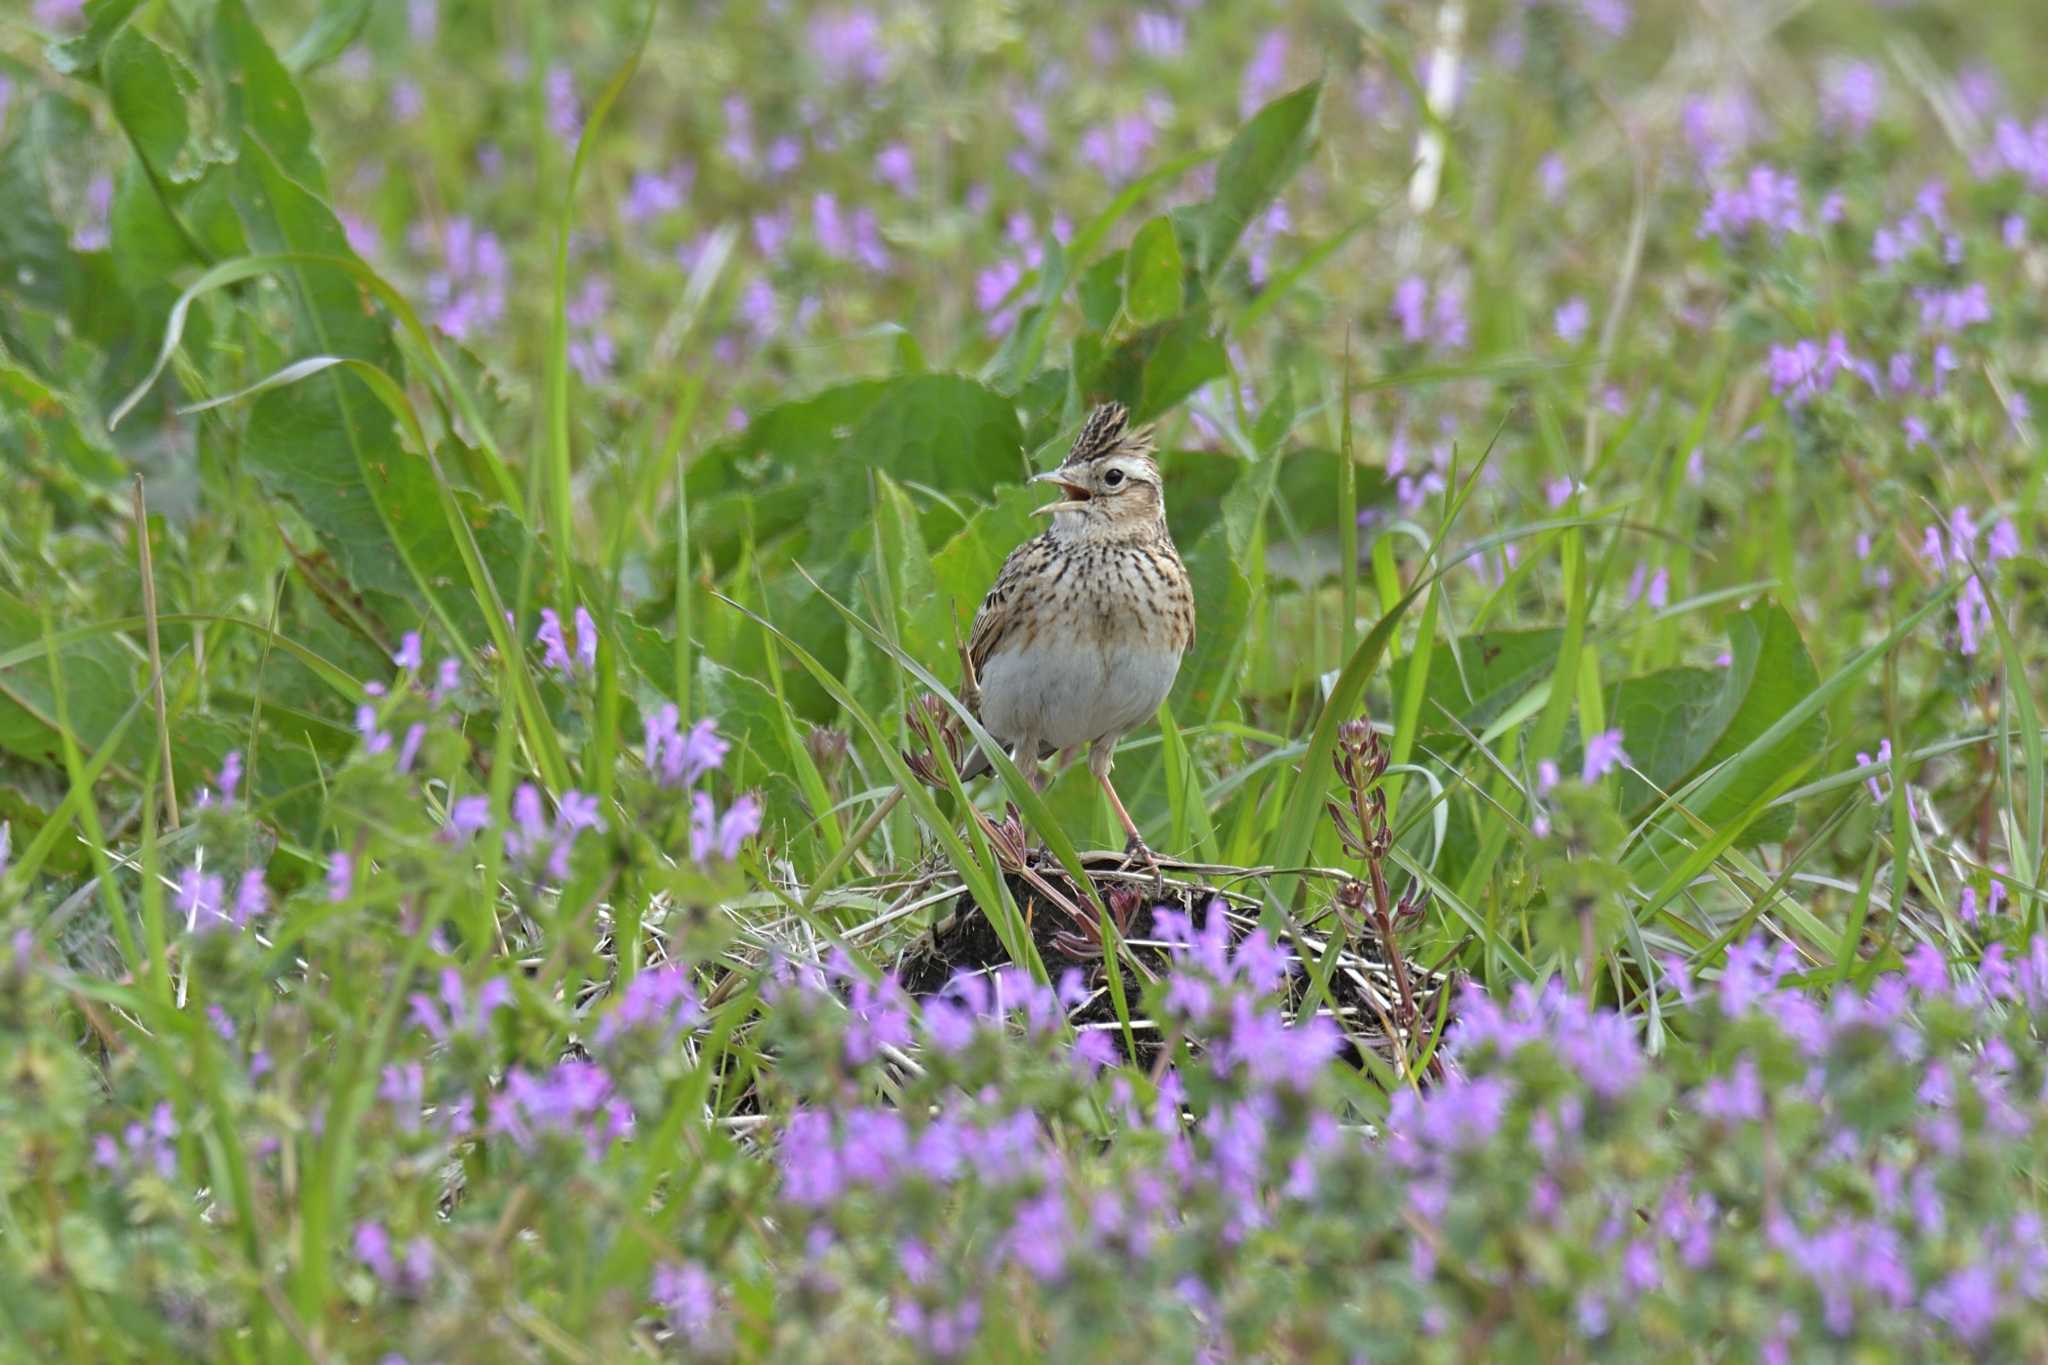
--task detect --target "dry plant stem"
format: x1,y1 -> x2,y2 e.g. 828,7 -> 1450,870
965,804 -> 1086,924
1579,904 -> 1600,1004
799,786 -> 906,916
133,475 -> 179,830
1365,850 -> 1418,1027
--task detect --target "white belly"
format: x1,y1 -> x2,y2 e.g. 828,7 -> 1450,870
979,640 -> 1182,752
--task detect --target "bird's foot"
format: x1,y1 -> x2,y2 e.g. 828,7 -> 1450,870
1120,833 -> 1166,891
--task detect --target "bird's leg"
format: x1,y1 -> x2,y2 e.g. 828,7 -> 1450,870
1090,741 -> 1163,889
1011,740 -> 1048,863
1011,740 -> 1047,793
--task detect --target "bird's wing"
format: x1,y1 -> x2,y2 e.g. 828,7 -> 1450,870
963,533 -> 1055,713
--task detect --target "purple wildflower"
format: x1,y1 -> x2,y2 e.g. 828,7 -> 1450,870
1239,29 -> 1289,115
176,867 -> 225,933
1554,296 -> 1591,344
874,143 -> 915,195
1392,276 -> 1429,343
651,1261 -> 718,1348
326,850 -> 355,903
1131,10 -> 1185,60
489,1059 -> 633,1156
1699,164 -> 1807,241
354,1221 -> 396,1282
623,163 -> 691,222
1820,61 -> 1883,136
417,217 -> 508,341
545,64 -> 580,143
643,706 -> 729,788
1582,729 -> 1629,782
808,8 -> 891,84
596,964 -> 702,1047
502,783 -> 603,881
443,795 -> 491,845
688,792 -> 762,864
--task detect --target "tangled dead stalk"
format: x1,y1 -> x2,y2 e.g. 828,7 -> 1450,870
1328,715 -> 1436,1071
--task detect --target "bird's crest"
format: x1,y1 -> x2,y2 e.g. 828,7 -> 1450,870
1066,402 -> 1155,466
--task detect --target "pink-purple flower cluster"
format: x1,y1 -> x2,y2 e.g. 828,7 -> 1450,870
174,864 -> 269,934
502,783 -> 605,881
487,1059 -> 634,1157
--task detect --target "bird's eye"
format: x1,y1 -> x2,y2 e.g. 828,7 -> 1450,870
1104,469 -> 1125,488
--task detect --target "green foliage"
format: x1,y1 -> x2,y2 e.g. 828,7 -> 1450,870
1122,214 -> 1186,328
1197,80 -> 1321,279
1610,600 -> 1824,841
2,0 -> 2046,1356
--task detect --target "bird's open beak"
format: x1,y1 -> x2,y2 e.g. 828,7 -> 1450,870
1032,468 -> 1091,515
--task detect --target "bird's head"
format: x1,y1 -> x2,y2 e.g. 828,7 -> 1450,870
1033,402 -> 1164,534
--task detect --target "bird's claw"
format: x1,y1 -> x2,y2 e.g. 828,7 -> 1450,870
1121,834 -> 1166,891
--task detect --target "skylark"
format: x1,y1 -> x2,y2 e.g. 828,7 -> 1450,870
959,402 -> 1195,867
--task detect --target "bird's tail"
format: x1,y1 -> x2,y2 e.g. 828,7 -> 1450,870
956,745 -> 992,782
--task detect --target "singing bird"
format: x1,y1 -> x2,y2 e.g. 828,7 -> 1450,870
959,403 -> 1195,867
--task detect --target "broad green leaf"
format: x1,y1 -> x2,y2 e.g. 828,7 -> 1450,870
44,0 -> 144,75
686,379 -> 893,568
210,139 -> 530,649
0,590 -> 141,774
1685,601 -> 1826,838
1198,80 -> 1321,278
1151,446 -> 1244,550
1170,520 -> 1252,721
809,373 -> 1025,555
210,0 -> 321,187
110,158 -> 199,297
103,27 -> 196,183
1607,667 -> 1723,808
284,0 -> 374,74
912,482 -> 1047,674
1135,314 -> 1226,421
1076,253 -> 1123,333
1609,599 -> 1824,843
1270,445 -> 1395,538
1423,628 -> 1566,733
845,374 -> 1024,502
0,94 -> 90,314
692,656 -> 806,815
0,359 -> 125,485
1122,215 -> 1185,328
